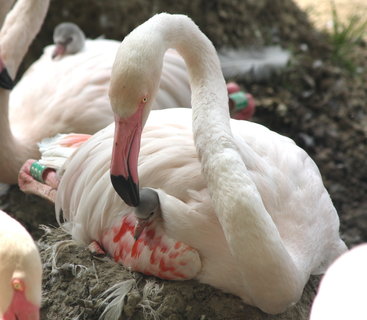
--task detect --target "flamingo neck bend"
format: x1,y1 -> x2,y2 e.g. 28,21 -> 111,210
0,0 -> 49,184
0,0 -> 49,79
121,13 -> 304,313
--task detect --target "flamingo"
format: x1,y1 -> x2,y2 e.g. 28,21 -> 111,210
0,0 -> 190,185
1,1 -> 255,185
18,13 -> 347,315
1,0 -> 192,184
51,22 -> 86,59
309,244 -> 367,320
0,210 -> 42,320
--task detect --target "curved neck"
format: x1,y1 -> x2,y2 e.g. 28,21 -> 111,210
0,0 -> 49,79
139,14 -> 304,310
0,89 -> 35,184
0,0 -> 47,183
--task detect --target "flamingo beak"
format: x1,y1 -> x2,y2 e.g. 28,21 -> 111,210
52,43 -> 66,59
0,65 -> 13,90
110,108 -> 144,207
3,282 -> 40,320
134,218 -> 150,240
2,309 -> 40,320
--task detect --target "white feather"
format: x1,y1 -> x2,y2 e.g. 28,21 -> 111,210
38,134 -> 80,169
218,46 -> 291,81
98,280 -> 136,320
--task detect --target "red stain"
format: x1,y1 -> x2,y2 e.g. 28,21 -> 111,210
159,257 -> 175,273
113,236 -> 134,263
145,234 -> 162,251
131,239 -> 143,258
145,229 -> 155,240
113,216 -> 134,243
172,271 -> 187,279
60,134 -> 91,147
105,216 -> 197,281
160,246 -> 168,254
168,251 -> 179,259
150,246 -> 158,265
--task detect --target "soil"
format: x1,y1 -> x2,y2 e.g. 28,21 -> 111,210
1,0 -> 367,319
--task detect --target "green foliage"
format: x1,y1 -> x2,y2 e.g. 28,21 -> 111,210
329,0 -> 367,72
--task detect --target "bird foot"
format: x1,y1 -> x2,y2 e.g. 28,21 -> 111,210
88,240 -> 106,257
18,159 -> 59,203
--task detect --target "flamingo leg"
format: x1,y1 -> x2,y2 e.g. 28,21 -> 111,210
18,159 -> 59,203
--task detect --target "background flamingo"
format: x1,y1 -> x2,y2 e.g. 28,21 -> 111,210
0,210 -> 42,320
19,13 -> 346,315
0,0 -> 191,184
1,0 -> 260,185
51,22 -> 86,59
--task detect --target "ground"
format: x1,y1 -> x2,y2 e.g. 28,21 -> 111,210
1,0 -> 366,319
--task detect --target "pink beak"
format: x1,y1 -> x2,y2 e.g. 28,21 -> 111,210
110,107 -> 144,207
2,289 -> 40,320
52,43 -> 66,59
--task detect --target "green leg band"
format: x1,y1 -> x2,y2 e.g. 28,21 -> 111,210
30,161 -> 47,183
229,91 -> 249,111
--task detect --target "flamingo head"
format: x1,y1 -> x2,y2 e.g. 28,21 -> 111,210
1,278 -> 40,320
133,188 -> 160,239
109,31 -> 164,207
52,22 -> 86,59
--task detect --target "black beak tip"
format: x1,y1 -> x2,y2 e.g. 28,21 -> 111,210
111,174 -> 140,207
0,67 -> 14,90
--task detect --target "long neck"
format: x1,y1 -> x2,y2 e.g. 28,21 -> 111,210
0,90 -> 36,184
0,0 -> 48,184
147,14 -> 304,311
0,0 -> 49,79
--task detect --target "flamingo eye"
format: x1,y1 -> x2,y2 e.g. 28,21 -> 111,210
12,279 -> 24,291
142,97 -> 148,103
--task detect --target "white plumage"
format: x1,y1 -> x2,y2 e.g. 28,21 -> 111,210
219,46 -> 290,81
310,244 -> 367,320
0,0 -> 191,184
52,107 -> 346,314
18,13 -> 346,316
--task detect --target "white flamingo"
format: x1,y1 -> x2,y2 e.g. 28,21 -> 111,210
0,0 -> 190,184
0,210 -> 42,320
1,1 -> 257,185
19,13 -> 347,315
310,244 -> 367,320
